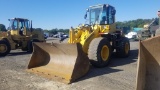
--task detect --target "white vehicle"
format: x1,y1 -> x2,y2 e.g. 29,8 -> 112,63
125,31 -> 138,40
63,34 -> 68,38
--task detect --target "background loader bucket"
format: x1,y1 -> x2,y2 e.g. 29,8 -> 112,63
136,36 -> 160,90
27,42 -> 90,84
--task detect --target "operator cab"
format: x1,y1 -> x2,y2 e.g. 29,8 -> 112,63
8,18 -> 31,36
85,4 -> 116,25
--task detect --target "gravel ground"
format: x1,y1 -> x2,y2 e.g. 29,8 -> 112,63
0,38 -> 139,90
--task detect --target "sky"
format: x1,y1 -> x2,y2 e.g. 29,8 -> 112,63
0,0 -> 159,30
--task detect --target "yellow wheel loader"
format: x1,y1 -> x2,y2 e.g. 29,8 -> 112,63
28,4 -> 130,83
0,18 -> 45,56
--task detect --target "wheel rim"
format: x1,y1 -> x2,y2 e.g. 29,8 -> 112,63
101,45 -> 109,61
0,44 -> 7,53
125,43 -> 129,54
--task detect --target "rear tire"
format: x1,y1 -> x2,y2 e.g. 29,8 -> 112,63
116,37 -> 130,58
21,48 -> 28,51
0,40 -> 11,56
88,37 -> 111,68
21,46 -> 28,51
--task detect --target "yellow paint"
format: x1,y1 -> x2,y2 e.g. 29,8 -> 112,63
125,43 -> 129,54
101,45 -> 109,61
67,12 -> 119,54
10,30 -> 18,35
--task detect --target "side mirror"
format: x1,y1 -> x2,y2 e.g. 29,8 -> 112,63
84,8 -> 89,19
30,20 -> 33,32
84,14 -> 87,19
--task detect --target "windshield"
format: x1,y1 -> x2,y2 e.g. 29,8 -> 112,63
99,7 -> 107,24
89,7 -> 102,24
9,19 -> 30,30
19,19 -> 30,30
89,6 -> 115,25
9,19 -> 18,30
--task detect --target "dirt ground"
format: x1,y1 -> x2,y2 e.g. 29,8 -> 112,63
0,38 -> 138,90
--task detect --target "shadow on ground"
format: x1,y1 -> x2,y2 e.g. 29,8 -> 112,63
8,51 -> 31,56
76,49 -> 138,83
0,51 -> 31,58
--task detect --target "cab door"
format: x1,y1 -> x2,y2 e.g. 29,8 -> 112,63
23,20 -> 31,36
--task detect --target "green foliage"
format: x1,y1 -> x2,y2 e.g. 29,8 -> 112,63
116,18 -> 154,29
36,28 -> 69,35
43,29 -> 49,33
47,28 -> 69,35
115,18 -> 159,34
0,24 -> 7,32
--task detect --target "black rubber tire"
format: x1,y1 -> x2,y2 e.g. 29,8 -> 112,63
116,37 -> 130,58
27,39 -> 39,52
27,41 -> 33,52
0,40 -> 11,56
88,37 -> 111,68
21,47 -> 28,51
21,41 -> 28,51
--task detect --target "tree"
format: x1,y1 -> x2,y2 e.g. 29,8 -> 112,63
116,18 -> 153,29
0,24 -> 7,31
49,28 -> 58,34
43,29 -> 49,33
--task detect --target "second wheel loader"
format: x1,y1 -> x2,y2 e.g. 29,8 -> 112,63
0,18 -> 45,56
27,4 -> 130,83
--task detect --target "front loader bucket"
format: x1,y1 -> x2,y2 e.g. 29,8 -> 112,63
136,36 -> 160,90
27,42 -> 90,84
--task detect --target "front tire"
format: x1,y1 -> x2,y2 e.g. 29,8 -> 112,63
88,37 -> 111,68
27,39 -> 39,52
0,40 -> 11,56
